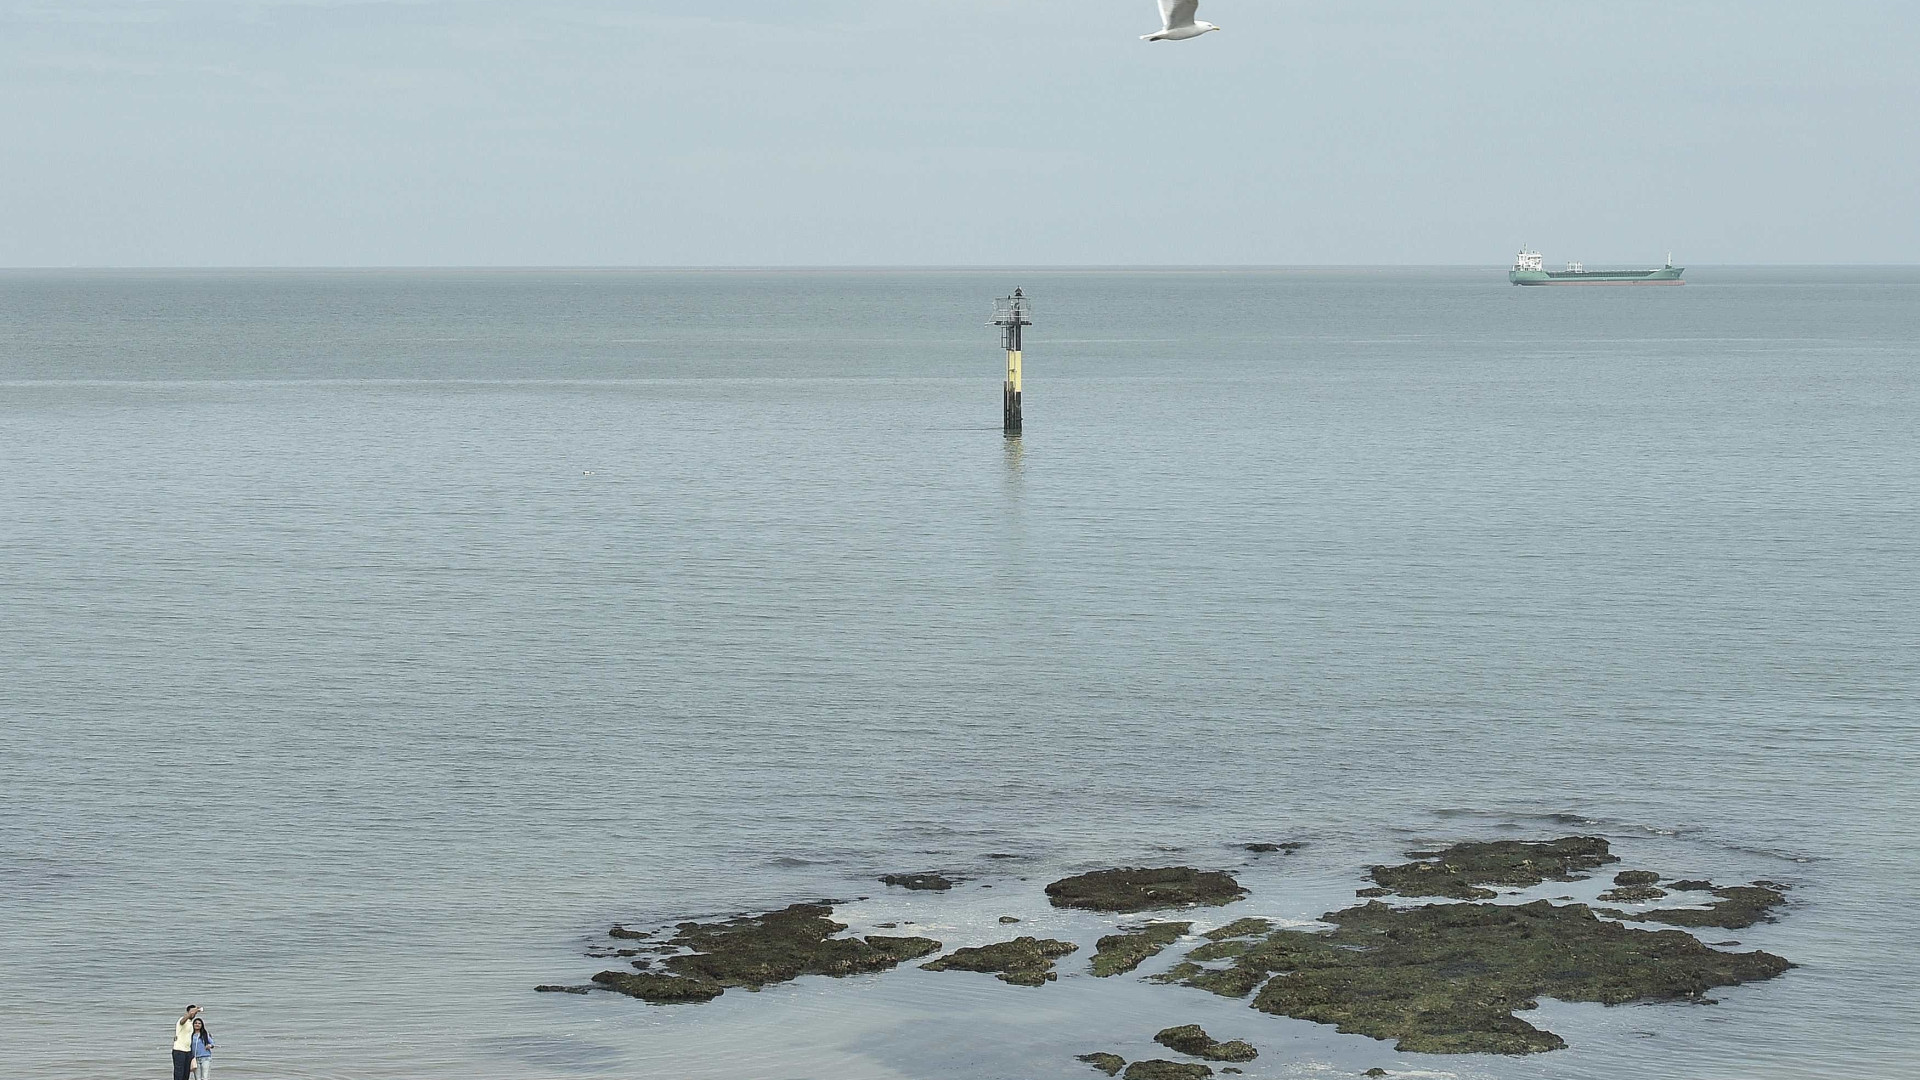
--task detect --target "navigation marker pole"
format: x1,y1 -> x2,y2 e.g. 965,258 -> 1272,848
992,289 -> 1032,437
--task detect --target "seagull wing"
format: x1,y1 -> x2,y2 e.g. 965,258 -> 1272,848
1159,0 -> 1199,30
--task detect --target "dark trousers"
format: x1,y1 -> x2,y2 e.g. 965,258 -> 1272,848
173,1049 -> 193,1080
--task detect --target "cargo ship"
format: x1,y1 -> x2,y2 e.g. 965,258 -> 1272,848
1509,250 -> 1684,286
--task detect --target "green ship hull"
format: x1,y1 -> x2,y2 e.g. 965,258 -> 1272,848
1509,266 -> 1684,286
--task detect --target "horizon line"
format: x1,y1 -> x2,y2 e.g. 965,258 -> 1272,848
5,263 -> 1919,273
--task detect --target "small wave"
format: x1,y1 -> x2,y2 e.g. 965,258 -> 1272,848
474,1035 -> 626,1072
1720,843 -> 1828,864
1430,808 -> 1699,838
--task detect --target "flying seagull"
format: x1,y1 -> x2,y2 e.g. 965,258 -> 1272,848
1142,0 -> 1220,41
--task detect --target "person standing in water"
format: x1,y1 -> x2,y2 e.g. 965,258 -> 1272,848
171,1005 -> 201,1080
190,1017 -> 215,1079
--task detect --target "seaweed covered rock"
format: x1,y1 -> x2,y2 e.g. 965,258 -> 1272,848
1602,883 -> 1788,929
1077,1052 -> 1126,1076
1145,918 -> 1274,995
1367,837 -> 1617,900
579,904 -> 940,1004
1185,917 -> 1271,963
1184,939 -> 1255,964
1153,1024 -> 1212,1056
1092,922 -> 1192,977
1148,961 -> 1203,986
1154,1025 -> 1258,1062
1047,868 -> 1247,914
879,873 -> 954,891
1204,919 -> 1272,941
1125,1061 -> 1212,1080
1244,842 -> 1304,854
1668,879 -> 1715,892
1598,884 -> 1668,903
1164,899 -> 1790,1054
922,936 -> 1079,986
1614,870 -> 1661,886
866,936 -> 945,962
1364,1070 -> 1388,1078
590,970 -> 726,1003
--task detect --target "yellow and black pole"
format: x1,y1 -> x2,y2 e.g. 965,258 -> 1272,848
992,288 -> 1032,437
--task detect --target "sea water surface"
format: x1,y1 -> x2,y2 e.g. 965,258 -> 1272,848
2,268 -> 1916,1080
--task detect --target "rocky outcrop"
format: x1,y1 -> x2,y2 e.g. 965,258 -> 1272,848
1047,868 -> 1247,914
1153,1024 -> 1257,1062
879,873 -> 954,891
922,936 -> 1079,986
1124,1062 -> 1212,1080
1367,837 -> 1617,900
1091,922 -> 1192,977
1602,883 -> 1789,929
576,904 -> 939,1004
1163,898 -> 1791,1054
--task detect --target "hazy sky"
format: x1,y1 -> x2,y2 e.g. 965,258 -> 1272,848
4,0 -> 1917,266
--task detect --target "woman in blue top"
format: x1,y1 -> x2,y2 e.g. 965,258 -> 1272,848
189,1018 -> 215,1080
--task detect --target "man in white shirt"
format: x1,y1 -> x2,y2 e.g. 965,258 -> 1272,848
172,1005 -> 201,1080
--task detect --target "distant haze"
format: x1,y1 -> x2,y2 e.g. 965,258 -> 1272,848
3,0 -> 1916,267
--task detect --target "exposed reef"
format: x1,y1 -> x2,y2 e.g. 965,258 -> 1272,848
1204,918 -> 1272,941
1162,898 -> 1791,1054
589,970 -> 726,1003
1091,922 -> 1192,977
1599,885 -> 1668,902
1149,961 -> 1203,986
922,936 -> 1078,986
569,904 -> 940,1004
548,838 -> 1799,1063
1125,1062 -> 1212,1080
1154,1024 -> 1257,1062
1601,883 -> 1789,929
1165,919 -> 1274,997
1047,868 -> 1247,914
1244,842 -> 1304,854
1367,836 -> 1618,900
880,873 -> 954,891
1600,870 -> 1667,902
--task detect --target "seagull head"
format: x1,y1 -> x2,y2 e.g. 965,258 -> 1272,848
1198,21 -> 1221,33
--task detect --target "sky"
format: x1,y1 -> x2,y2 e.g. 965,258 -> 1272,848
2,0 -> 1917,267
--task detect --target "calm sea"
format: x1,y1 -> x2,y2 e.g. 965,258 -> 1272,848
2,268 -> 1916,1080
